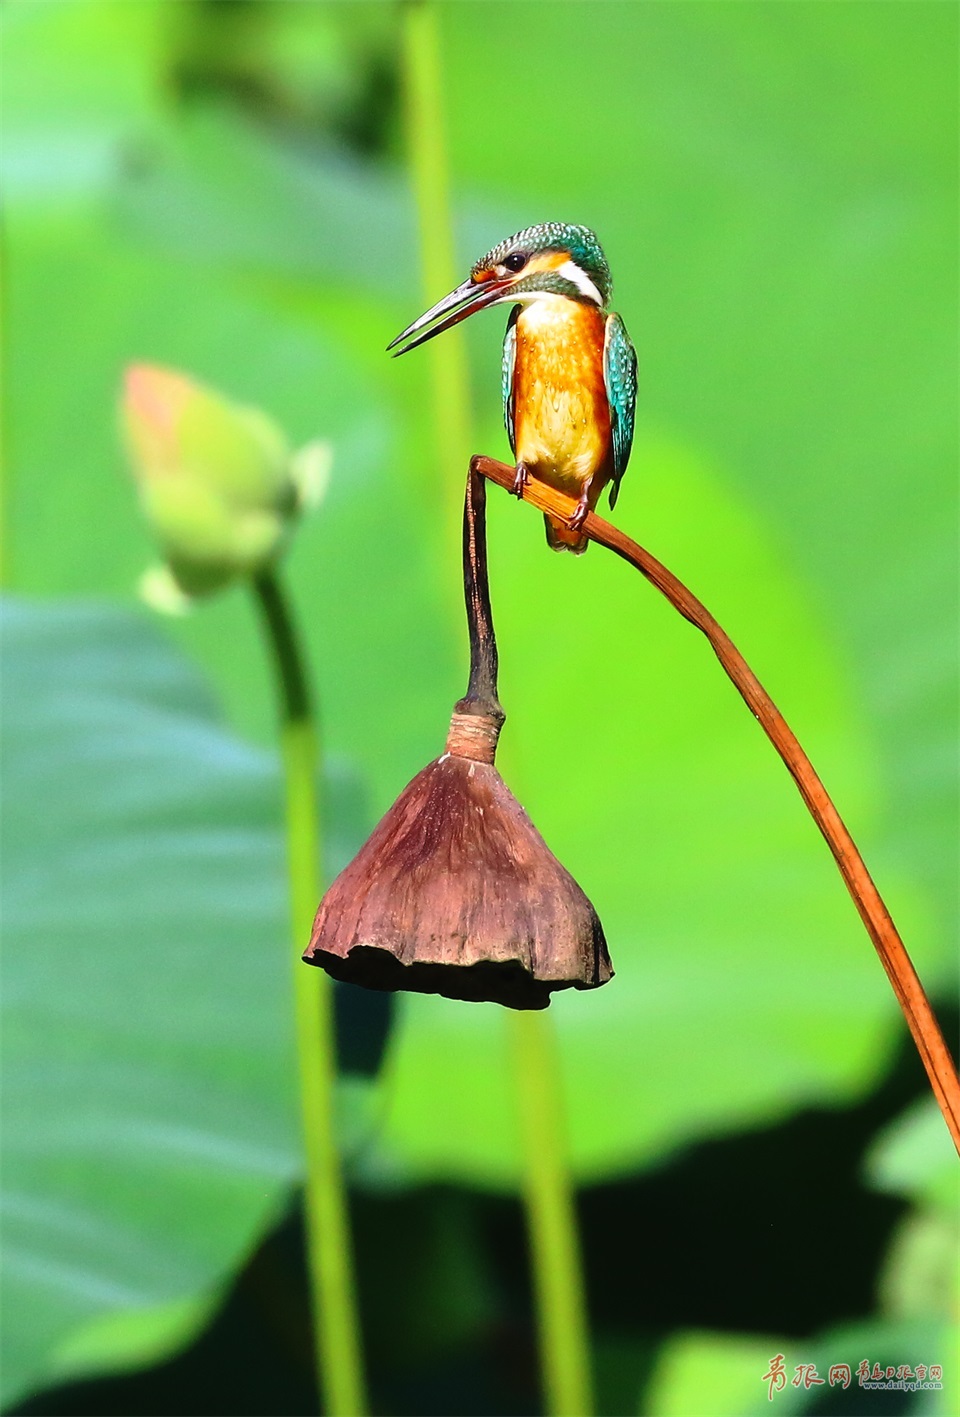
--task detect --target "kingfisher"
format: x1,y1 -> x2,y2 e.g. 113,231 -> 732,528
389,222 -> 638,553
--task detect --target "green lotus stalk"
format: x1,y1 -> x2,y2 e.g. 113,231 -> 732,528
511,1011 -> 592,1417
122,363 -> 366,1415
400,0 -> 472,560
252,569 -> 367,1417
398,5 -> 595,1412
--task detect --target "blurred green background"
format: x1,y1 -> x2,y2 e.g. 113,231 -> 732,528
2,1 -> 957,1414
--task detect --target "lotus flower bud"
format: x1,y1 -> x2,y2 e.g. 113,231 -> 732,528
122,364 -> 330,602
304,705 -> 613,1010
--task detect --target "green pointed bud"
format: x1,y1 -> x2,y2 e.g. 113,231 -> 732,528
122,364 -> 327,601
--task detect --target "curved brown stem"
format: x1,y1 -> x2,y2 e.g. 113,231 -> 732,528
456,465 -> 504,727
471,454 -> 960,1154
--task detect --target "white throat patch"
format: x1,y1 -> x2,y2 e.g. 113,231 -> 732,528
554,259 -> 603,306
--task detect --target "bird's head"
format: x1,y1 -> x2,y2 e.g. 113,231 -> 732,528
388,222 -> 611,356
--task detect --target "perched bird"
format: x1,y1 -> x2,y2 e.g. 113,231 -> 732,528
389,222 -> 637,553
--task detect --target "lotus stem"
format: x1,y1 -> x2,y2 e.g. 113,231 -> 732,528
511,1010 -> 593,1417
400,6 -> 597,1408
251,567 -> 367,1415
471,454 -> 960,1156
456,466 -> 504,725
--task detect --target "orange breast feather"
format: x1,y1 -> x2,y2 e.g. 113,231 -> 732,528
513,299 -> 611,498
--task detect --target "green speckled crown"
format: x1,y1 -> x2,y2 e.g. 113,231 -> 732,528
472,223 -> 612,304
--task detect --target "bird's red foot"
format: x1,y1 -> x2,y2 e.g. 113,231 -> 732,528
567,495 -> 590,532
512,463 -> 530,499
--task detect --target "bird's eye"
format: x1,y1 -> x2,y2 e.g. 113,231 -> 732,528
503,252 -> 527,273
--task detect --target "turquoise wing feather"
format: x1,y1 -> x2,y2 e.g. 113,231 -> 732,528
603,312 -> 638,509
502,306 -> 519,457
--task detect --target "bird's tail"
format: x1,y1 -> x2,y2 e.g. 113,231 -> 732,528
544,513 -> 588,555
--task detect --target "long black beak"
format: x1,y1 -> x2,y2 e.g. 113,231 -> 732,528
387,277 -> 513,357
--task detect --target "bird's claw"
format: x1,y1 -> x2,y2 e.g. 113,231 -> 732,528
512,463 -> 530,499
567,497 -> 589,532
